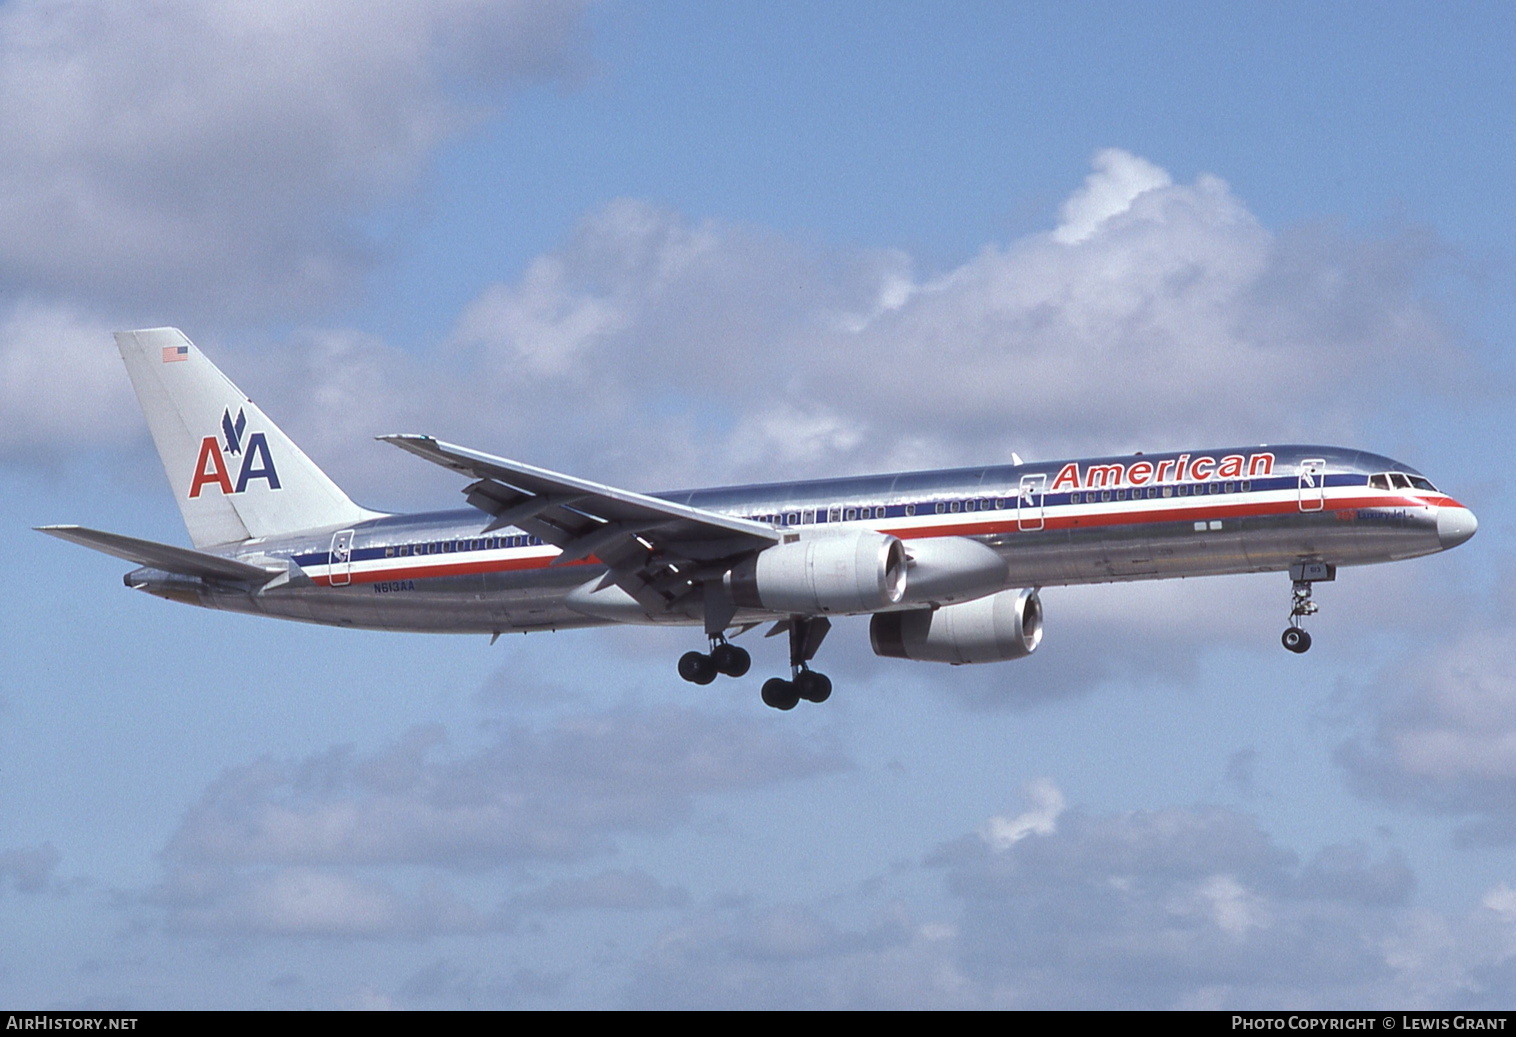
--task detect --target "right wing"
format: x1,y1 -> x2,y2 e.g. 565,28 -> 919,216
380,435 -> 783,620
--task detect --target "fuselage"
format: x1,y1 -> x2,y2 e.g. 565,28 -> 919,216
129,444 -> 1477,635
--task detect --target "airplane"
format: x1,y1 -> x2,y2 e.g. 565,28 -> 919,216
39,328 -> 1478,711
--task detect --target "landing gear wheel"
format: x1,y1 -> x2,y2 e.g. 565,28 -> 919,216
795,669 -> 832,703
1281,627 -> 1312,654
678,651 -> 718,685
710,642 -> 751,678
762,677 -> 800,711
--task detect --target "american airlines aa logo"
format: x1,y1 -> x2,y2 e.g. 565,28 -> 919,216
188,407 -> 281,498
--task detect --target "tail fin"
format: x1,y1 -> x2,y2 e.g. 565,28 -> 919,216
116,328 -> 383,547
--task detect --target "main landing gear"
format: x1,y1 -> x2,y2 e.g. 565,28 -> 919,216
678,638 -> 751,685
1281,562 -> 1334,655
759,616 -> 832,711
677,616 -> 833,711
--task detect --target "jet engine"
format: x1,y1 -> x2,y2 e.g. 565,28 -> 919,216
870,587 -> 1042,664
726,531 -> 907,615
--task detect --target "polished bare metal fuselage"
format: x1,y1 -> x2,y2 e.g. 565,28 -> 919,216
133,444 -> 1465,636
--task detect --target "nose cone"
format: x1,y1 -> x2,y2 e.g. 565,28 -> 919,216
1437,505 -> 1478,550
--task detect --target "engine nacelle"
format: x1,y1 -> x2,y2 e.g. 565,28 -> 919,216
898,536 -> 1009,607
870,587 -> 1043,664
727,531 -> 907,615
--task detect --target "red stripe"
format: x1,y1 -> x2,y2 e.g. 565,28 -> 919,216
310,494 -> 1443,587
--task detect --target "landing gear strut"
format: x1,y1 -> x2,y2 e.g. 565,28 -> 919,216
760,617 -> 832,710
1281,562 -> 1334,654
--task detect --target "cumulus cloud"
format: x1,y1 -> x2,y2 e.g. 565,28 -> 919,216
927,791 -> 1445,1008
10,149 -> 1463,504
427,149 -> 1458,488
0,0 -> 590,314
169,707 -> 844,870
1339,627 -> 1516,843
505,869 -> 688,916
151,703 -> 844,939
157,866 -> 487,940
1052,147 -> 1173,245
617,788 -> 1516,1009
624,901 -> 961,1010
0,302 -> 135,458
981,777 -> 1064,850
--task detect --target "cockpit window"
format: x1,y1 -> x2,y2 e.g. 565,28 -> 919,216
1369,474 -> 1390,490
1408,475 -> 1438,492
1389,473 -> 1413,491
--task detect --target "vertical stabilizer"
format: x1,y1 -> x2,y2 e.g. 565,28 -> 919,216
116,328 -> 382,547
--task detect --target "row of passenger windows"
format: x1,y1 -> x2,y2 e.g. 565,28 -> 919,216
382,534 -> 542,558
1069,480 -> 1252,503
747,479 -> 1259,525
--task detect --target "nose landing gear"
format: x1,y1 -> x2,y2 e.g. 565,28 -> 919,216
1281,562 -> 1333,654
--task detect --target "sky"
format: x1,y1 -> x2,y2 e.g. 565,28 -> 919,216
3,0 -> 1516,1010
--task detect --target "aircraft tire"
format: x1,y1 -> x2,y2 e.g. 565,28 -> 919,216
762,677 -> 800,710
711,643 -> 751,678
1281,628 -> 1312,654
679,651 -> 719,685
796,670 -> 831,703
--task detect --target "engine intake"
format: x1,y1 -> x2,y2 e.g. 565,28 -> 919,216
727,531 -> 907,615
870,587 -> 1042,664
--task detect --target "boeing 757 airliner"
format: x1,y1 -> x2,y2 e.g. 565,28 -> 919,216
40,329 -> 1477,710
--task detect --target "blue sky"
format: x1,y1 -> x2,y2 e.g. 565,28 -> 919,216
3,0 -> 1515,1009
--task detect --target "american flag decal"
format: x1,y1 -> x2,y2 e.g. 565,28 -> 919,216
162,345 -> 189,363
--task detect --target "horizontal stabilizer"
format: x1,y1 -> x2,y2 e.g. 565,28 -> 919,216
35,525 -> 283,583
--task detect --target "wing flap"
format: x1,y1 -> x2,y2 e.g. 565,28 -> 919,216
36,525 -> 284,583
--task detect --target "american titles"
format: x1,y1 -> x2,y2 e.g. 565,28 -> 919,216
1050,452 -> 1274,492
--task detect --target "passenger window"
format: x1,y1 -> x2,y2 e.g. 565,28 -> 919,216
1116,490 -> 1126,501
845,508 -> 857,521
1070,493 -> 1081,504
935,502 -> 945,514
905,504 -> 916,517
950,501 -> 961,513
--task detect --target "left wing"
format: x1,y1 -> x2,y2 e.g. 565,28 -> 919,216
380,435 -> 782,621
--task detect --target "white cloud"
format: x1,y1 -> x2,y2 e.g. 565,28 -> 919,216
981,778 -> 1065,851
158,866 -> 486,940
1052,148 -> 1173,245
1339,627 -> 1516,841
0,0 -> 590,313
0,303 -> 136,457
151,703 -> 845,940
10,150 -> 1464,502
619,802 -> 1510,1009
